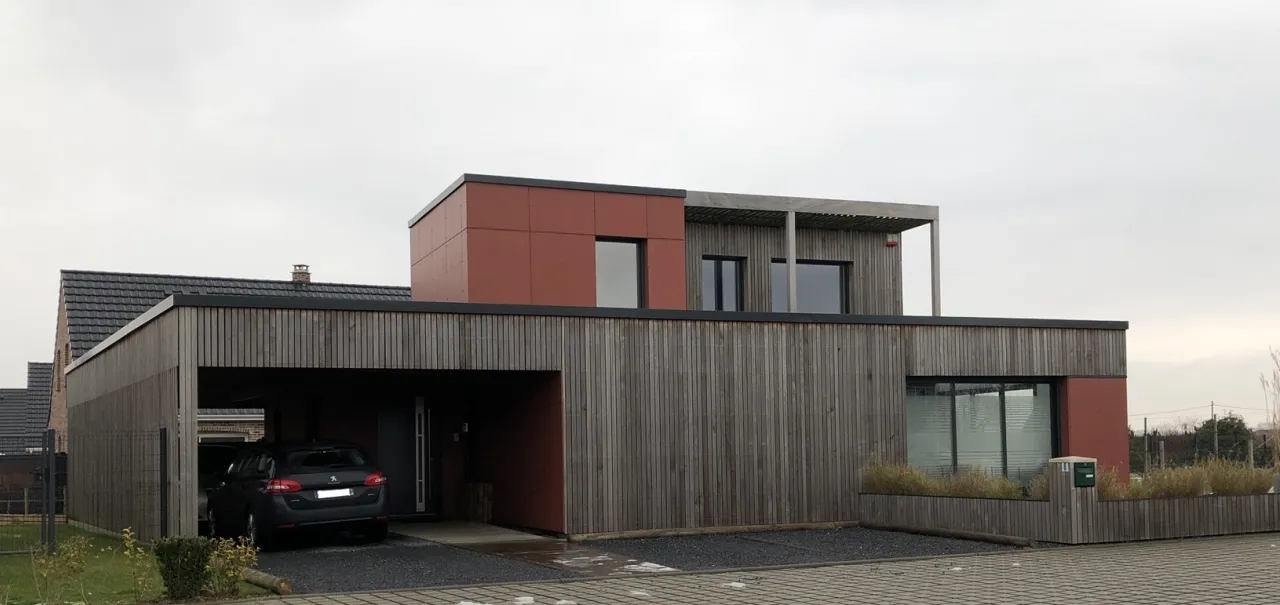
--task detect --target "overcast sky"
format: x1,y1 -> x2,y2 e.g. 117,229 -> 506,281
3,1 -> 1279,428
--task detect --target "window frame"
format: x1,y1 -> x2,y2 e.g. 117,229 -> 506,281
906,379 -> 1061,479
700,255 -> 745,311
769,259 -> 849,314
595,237 -> 646,309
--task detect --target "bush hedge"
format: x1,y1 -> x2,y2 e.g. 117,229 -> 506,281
152,536 -> 215,600
864,459 -> 1276,501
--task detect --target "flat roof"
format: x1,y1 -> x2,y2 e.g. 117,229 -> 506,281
408,173 -> 940,233
66,294 -> 1129,375
408,174 -> 687,228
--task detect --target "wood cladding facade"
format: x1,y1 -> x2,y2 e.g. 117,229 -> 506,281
65,311 -> 179,539
860,493 -> 1280,545
684,223 -> 903,314
67,302 -> 1125,536
860,494 -> 1058,542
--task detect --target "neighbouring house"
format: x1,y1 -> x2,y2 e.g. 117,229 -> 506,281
0,362 -> 53,453
48,268 -> 411,449
65,173 -> 1128,539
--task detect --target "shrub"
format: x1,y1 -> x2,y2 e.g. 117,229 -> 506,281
1027,473 -> 1049,500
861,461 -> 1024,500
1128,466 -> 1208,499
936,469 -> 1023,499
1095,467 -> 1129,500
153,536 -> 214,600
862,459 -> 935,496
29,534 -> 91,605
207,537 -> 258,598
119,527 -> 158,600
1202,458 -> 1274,495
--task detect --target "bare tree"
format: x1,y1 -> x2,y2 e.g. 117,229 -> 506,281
1259,347 -> 1280,468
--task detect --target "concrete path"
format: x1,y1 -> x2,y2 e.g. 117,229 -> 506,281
391,521 -> 678,577
249,532 -> 1280,604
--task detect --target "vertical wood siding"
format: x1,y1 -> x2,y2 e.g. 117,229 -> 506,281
859,493 -> 1280,544
683,223 -> 903,314
66,311 -> 180,540
860,494 -> 1058,542
169,308 -> 1121,534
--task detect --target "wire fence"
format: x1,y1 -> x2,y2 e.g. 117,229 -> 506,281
1130,426 -> 1274,475
0,431 -> 64,555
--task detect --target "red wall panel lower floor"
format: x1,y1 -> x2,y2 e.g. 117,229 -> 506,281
1060,377 -> 1129,477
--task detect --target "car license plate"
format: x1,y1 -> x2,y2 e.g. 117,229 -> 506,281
316,488 -> 352,499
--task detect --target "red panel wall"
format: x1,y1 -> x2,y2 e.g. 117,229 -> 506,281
1060,378 -> 1130,477
481,375 -> 565,533
410,187 -> 469,302
410,182 -> 686,309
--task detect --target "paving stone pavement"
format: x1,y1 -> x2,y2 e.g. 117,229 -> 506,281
252,532 -> 1280,604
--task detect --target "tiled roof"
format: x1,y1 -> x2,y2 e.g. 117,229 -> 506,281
61,270 -> 411,418
0,388 -> 35,453
24,362 -> 51,435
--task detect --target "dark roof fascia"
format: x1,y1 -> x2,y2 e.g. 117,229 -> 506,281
408,173 -> 688,228
66,294 -> 1129,375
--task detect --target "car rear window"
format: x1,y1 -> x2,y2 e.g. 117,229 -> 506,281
284,447 -> 367,470
199,447 -> 238,475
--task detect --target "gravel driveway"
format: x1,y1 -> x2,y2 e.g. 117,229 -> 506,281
257,533 -> 576,594
583,527 -> 1018,571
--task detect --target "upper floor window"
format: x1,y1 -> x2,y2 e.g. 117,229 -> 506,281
596,239 -> 643,308
700,257 -> 743,311
770,261 -> 846,314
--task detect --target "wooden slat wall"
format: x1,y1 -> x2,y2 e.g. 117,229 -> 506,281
684,223 -> 903,314
172,307 -> 1124,534
859,493 -> 1280,544
1087,496 -> 1280,543
65,311 -> 180,541
906,326 -> 1128,377
860,494 -> 1060,542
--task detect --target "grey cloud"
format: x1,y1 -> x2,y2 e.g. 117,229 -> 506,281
2,1 -> 1279,424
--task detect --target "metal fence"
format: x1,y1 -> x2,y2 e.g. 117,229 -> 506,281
0,431 -> 64,555
66,428 -> 169,544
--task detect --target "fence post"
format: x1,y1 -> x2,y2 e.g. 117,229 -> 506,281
1159,440 -> 1166,468
45,429 -> 56,555
159,428 -> 169,538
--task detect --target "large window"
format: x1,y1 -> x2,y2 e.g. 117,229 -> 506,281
770,261 -> 846,313
700,257 -> 743,311
596,239 -> 643,308
906,381 -> 1056,484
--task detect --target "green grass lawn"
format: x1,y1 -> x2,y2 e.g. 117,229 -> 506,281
0,524 -> 269,605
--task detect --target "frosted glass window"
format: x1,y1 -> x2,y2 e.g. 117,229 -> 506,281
905,380 -> 1057,484
954,383 -> 1004,477
1003,384 -> 1054,484
906,383 -> 954,475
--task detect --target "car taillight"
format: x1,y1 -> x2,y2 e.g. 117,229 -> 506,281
364,472 -> 387,486
264,479 -> 302,494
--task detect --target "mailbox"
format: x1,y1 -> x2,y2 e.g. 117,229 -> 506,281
1073,461 -> 1097,488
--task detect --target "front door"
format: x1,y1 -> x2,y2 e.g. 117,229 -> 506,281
377,398 -> 440,516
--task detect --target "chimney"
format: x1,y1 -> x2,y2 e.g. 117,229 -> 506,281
291,264 -> 311,283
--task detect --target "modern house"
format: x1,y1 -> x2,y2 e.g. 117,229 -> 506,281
64,174 -> 1129,539
48,269 -> 411,447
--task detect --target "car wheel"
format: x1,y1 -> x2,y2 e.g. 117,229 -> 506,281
246,511 -> 274,551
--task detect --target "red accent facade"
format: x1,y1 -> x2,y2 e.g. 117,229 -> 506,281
1060,378 -> 1130,477
410,183 -> 686,309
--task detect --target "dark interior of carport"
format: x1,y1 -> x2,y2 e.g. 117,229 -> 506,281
197,368 -> 565,534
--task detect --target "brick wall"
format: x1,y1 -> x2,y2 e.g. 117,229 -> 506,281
198,419 -> 265,442
49,291 -> 70,450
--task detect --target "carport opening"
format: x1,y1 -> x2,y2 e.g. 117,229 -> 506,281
198,368 -> 565,534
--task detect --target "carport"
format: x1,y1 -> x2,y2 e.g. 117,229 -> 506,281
198,368 -> 563,528
64,293 -> 1127,539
